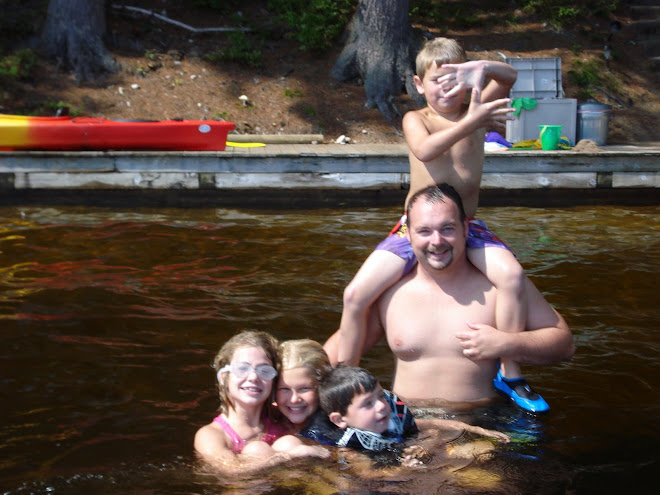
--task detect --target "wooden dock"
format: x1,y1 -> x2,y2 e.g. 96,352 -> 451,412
1,142 -> 658,208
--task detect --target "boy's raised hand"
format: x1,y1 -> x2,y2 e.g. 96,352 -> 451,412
440,61 -> 487,100
466,88 -> 514,130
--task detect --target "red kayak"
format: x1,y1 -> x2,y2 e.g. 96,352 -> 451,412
0,114 -> 235,151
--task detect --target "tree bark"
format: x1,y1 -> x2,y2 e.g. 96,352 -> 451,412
331,0 -> 424,121
41,0 -> 117,83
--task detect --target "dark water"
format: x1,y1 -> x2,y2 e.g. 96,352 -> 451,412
0,204 -> 658,494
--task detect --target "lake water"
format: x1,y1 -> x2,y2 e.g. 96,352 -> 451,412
0,204 -> 658,494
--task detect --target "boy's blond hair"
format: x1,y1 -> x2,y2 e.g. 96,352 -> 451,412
415,37 -> 467,80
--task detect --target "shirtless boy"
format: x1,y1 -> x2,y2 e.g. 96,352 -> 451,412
333,37 -> 548,413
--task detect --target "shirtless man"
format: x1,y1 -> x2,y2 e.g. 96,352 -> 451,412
325,183 -> 574,406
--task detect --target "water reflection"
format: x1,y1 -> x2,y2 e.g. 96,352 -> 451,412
0,205 -> 658,494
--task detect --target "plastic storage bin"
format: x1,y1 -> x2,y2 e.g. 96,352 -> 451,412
506,57 -> 564,99
505,98 -> 577,144
577,101 -> 612,145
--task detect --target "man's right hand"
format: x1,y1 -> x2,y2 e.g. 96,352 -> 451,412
455,321 -> 510,360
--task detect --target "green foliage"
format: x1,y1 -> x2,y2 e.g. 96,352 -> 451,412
411,0 -> 620,32
0,48 -> 38,82
502,12 -> 520,27
410,0 -> 515,30
303,105 -> 316,117
555,6 -> 580,25
586,0 -> 619,17
267,0 -> 355,52
516,0 -> 620,29
568,58 -> 620,100
205,31 -> 263,67
284,88 -> 304,98
569,60 -> 599,88
44,101 -> 81,117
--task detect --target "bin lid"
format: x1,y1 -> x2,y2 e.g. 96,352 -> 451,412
577,100 -> 612,113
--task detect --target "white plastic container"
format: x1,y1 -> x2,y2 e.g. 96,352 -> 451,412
506,98 -> 577,144
506,57 -> 564,99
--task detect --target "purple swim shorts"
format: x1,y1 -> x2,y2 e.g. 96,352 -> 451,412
374,215 -> 510,276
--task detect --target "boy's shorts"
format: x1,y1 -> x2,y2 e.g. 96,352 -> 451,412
374,215 -> 509,275
466,218 -> 510,250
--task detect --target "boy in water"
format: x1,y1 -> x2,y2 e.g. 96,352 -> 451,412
332,37 -> 548,413
300,365 -> 508,463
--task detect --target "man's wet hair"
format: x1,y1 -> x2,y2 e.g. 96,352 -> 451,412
319,365 -> 378,416
406,183 -> 467,224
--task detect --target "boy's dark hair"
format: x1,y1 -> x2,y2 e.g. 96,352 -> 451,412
319,365 -> 378,416
406,182 -> 467,226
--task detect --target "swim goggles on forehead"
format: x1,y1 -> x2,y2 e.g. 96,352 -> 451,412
218,362 -> 278,381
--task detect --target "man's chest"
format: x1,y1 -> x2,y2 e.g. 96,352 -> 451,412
382,282 -> 496,360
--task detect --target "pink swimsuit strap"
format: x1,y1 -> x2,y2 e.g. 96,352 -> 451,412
213,414 -> 285,454
213,414 -> 247,454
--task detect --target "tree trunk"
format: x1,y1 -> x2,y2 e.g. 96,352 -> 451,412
41,0 -> 117,83
331,0 -> 424,121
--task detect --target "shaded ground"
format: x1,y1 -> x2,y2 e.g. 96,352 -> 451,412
2,0 -> 659,144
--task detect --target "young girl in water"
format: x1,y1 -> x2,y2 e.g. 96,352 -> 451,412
194,331 -> 327,473
275,339 -> 331,429
268,339 -> 333,451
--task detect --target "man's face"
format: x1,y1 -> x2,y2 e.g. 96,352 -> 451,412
407,198 -> 468,272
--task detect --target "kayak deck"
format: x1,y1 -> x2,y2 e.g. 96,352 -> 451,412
0,114 -> 235,151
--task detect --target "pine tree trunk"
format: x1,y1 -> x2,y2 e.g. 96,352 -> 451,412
41,0 -> 116,83
331,0 -> 424,121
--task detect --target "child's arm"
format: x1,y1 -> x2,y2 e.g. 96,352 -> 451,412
271,434 -> 331,459
194,423 -> 236,465
415,418 -> 510,443
194,424 -> 263,473
194,425 -> 326,474
440,60 -> 517,103
335,250 -> 405,365
403,91 -> 513,163
325,291 -> 386,365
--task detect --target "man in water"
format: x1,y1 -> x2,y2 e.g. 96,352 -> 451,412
325,183 -> 574,408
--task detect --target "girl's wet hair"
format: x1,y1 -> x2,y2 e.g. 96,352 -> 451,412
213,330 -> 280,415
279,339 -> 331,384
415,37 -> 467,80
319,365 -> 379,416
